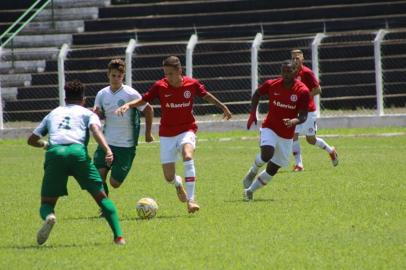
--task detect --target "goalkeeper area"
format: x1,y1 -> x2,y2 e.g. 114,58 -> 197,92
0,127 -> 405,269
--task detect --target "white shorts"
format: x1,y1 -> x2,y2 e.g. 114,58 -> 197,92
294,111 -> 317,136
260,128 -> 292,168
160,131 -> 196,164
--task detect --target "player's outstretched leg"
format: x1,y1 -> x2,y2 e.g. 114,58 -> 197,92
37,213 -> 56,245
292,140 -> 304,171
172,175 -> 187,202
242,154 -> 265,188
243,170 -> 273,202
313,137 -> 338,166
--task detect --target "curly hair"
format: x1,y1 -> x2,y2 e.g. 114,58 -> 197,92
65,80 -> 85,101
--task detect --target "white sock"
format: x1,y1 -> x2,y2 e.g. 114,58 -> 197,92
292,140 -> 303,167
184,160 -> 196,201
249,170 -> 272,192
170,175 -> 182,187
250,154 -> 266,174
315,137 -> 333,153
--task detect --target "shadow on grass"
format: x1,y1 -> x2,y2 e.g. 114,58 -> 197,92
122,214 -> 193,221
224,198 -> 276,203
0,242 -> 105,250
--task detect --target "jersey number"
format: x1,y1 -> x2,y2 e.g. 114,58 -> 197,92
58,116 -> 71,130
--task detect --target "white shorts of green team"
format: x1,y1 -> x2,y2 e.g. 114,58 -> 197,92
160,131 -> 196,164
259,128 -> 292,168
294,111 -> 318,136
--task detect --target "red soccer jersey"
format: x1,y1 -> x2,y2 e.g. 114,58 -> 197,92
258,78 -> 310,139
295,65 -> 319,112
142,76 -> 208,136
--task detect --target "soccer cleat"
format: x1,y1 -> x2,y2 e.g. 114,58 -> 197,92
175,184 -> 188,203
292,165 -> 304,172
37,213 -> 56,245
329,147 -> 339,167
187,200 -> 200,213
242,170 -> 257,189
114,236 -> 126,245
243,189 -> 253,201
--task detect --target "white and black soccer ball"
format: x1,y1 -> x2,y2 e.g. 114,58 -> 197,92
136,197 -> 158,219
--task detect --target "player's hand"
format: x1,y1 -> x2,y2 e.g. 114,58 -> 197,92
246,111 -> 257,130
105,150 -> 114,167
223,107 -> 232,120
283,118 -> 294,127
145,132 -> 155,143
115,104 -> 130,116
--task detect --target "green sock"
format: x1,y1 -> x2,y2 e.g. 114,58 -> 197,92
100,198 -> 122,238
40,203 -> 54,220
103,182 -> 109,197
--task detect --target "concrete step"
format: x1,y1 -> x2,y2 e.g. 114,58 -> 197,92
0,87 -> 18,101
1,47 -> 59,61
4,34 -> 72,48
0,73 -> 31,87
34,7 -> 99,21
0,60 -> 46,74
52,0 -> 110,8
21,20 -> 84,35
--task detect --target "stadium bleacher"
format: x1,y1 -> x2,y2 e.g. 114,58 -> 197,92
1,0 -> 405,121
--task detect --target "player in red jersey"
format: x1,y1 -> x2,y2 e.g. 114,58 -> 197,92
291,49 -> 338,172
116,56 -> 232,213
242,60 -> 310,201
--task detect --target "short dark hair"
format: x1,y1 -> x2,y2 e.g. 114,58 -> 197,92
290,49 -> 303,55
163,56 -> 181,68
65,80 -> 85,101
108,59 -> 125,73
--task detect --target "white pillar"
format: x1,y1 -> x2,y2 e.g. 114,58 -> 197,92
58,43 -> 69,106
125,38 -> 137,87
311,33 -> 326,118
251,33 -> 263,120
374,29 -> 387,116
186,34 -> 198,77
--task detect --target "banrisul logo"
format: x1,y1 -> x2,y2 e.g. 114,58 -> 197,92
117,99 -> 125,107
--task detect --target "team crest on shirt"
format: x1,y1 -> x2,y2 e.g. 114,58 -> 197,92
184,90 -> 191,99
297,75 -> 302,81
290,95 -> 298,102
117,99 -> 125,107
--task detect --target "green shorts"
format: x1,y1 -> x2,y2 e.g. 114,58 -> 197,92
41,144 -> 103,197
93,145 -> 136,183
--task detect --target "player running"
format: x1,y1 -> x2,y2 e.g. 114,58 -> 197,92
92,59 -> 154,206
115,56 -> 232,213
290,49 -> 338,171
242,60 -> 310,201
27,80 -> 125,245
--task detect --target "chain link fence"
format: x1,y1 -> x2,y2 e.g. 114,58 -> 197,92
1,30 -> 406,130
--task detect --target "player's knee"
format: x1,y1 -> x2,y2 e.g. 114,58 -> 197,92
110,178 -> 122,188
260,153 -> 272,163
306,136 -> 316,145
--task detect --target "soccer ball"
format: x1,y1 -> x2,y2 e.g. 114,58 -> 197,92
136,197 -> 158,219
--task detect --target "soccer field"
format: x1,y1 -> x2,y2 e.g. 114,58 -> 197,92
0,127 -> 405,269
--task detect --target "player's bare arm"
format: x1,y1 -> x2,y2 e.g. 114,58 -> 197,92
202,92 -> 232,120
143,103 -> 155,143
115,98 -> 146,116
310,86 -> 322,97
90,123 -> 114,167
283,110 -> 308,128
92,106 -> 105,120
27,134 -> 48,149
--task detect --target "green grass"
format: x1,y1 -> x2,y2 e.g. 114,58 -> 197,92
1,127 -> 405,269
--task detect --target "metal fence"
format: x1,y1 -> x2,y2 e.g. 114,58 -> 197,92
1,30 -> 406,129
